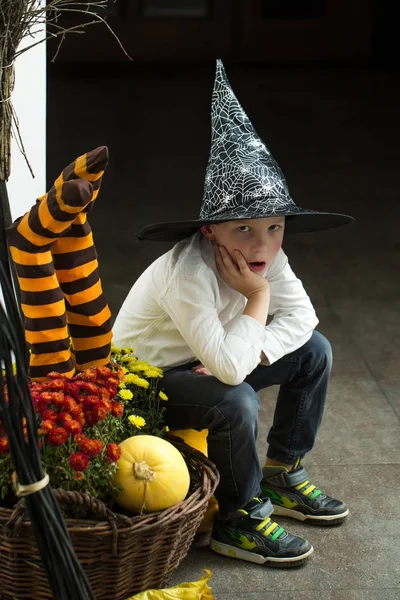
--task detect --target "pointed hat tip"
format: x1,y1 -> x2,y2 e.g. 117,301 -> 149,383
215,58 -> 229,85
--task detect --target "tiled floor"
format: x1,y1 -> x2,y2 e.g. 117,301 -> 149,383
48,62 -> 400,599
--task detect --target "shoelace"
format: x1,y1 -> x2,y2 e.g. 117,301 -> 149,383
294,479 -> 323,500
255,516 -> 285,541
291,459 -> 323,500
239,498 -> 285,541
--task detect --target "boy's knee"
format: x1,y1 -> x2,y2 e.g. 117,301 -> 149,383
217,383 -> 260,424
308,331 -> 332,370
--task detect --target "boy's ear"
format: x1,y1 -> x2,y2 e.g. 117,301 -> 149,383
200,225 -> 215,240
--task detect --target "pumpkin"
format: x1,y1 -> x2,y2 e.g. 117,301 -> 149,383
114,435 -> 190,513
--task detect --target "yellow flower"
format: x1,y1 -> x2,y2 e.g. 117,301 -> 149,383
119,389 -> 133,401
122,347 -> 134,354
120,356 -> 133,364
144,368 -> 163,379
124,373 -> 140,384
124,373 -> 149,389
111,343 -> 120,354
128,415 -> 146,428
118,381 -> 126,389
128,360 -> 151,372
159,391 -> 168,401
164,425 -> 170,432
121,366 -> 129,374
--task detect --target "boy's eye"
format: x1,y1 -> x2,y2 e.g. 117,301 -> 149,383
269,224 -> 281,231
237,225 -> 251,232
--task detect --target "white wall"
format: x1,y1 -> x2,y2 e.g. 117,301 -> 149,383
6,7 -> 46,221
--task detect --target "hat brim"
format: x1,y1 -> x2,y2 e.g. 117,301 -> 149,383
137,209 -> 354,242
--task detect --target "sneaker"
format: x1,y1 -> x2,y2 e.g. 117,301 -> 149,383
210,497 -> 313,567
261,460 -> 349,525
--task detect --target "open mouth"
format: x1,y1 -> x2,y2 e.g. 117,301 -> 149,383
248,261 -> 266,272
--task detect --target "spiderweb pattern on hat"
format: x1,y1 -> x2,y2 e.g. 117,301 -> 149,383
200,61 -> 301,220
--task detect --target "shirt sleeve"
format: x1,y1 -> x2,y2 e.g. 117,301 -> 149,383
260,261 -> 319,365
159,275 -> 268,386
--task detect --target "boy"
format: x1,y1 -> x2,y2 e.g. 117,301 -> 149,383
113,60 -> 353,567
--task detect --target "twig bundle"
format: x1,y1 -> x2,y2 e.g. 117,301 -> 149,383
0,0 -> 126,181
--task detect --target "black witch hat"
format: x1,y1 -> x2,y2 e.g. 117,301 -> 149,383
138,60 -> 353,242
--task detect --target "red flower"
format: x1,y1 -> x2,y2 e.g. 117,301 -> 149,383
111,401 -> 124,418
104,383 -> 117,398
42,409 -> 58,422
58,412 -> 73,424
84,410 -> 99,426
33,395 -> 51,415
83,395 -> 100,409
38,391 -> 65,408
93,404 -> 108,422
63,396 -> 80,416
80,381 -> 101,395
81,368 -> 97,380
96,366 -> 113,379
46,378 -> 65,391
66,381 -> 82,400
0,436 -> 9,454
105,443 -> 121,462
47,371 -> 67,380
101,398 -> 112,411
39,419 -> 55,435
74,471 -> 85,481
73,432 -> 86,445
64,419 -> 82,435
98,386 -> 111,400
69,452 -> 89,471
81,438 -> 103,457
47,426 -> 68,446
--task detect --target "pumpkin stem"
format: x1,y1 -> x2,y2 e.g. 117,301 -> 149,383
134,460 -> 156,482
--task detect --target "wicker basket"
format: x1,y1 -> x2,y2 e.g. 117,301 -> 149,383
0,437 -> 219,600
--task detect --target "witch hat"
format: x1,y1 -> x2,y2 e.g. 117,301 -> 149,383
138,60 -> 353,242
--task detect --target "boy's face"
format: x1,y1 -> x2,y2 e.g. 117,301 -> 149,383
201,216 -> 285,275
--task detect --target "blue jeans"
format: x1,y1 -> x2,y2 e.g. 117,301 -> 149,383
162,331 -> 332,519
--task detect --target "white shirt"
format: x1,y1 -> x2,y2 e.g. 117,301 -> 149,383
112,232 -> 318,386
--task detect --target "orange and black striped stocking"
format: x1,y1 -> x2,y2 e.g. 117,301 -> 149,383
7,178 -> 94,380
51,147 -> 112,370
6,146 -> 111,380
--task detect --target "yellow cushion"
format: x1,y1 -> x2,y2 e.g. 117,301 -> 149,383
170,429 -> 218,533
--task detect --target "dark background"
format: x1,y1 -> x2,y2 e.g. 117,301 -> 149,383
46,0 -> 400,321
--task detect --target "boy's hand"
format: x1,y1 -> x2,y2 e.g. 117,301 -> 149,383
192,364 -> 212,376
215,245 -> 269,299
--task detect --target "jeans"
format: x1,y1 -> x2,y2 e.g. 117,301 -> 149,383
162,331 -> 332,519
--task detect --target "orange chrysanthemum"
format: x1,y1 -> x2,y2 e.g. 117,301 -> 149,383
111,401 -> 124,418
81,438 -> 103,457
62,396 -> 80,416
0,436 -> 9,454
69,452 -> 89,471
42,409 -> 58,422
58,412 -> 73,426
96,366 -> 113,378
73,432 -> 86,445
47,426 -> 68,447
105,443 -> 121,462
39,419 -> 55,435
83,395 -> 100,409
64,419 -> 82,435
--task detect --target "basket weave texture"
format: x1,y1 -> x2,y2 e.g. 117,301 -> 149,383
0,437 -> 219,600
